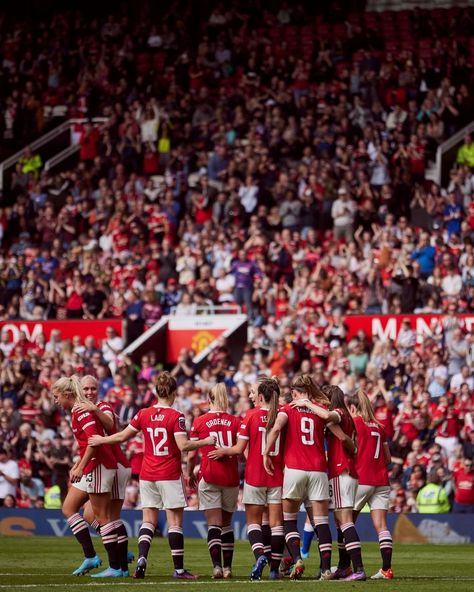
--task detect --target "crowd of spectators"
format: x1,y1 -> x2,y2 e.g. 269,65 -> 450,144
0,1 -> 474,512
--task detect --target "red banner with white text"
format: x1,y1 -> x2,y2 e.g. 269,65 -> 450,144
0,320 -> 124,345
344,314 -> 474,343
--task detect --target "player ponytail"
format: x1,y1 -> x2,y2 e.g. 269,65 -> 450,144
155,371 -> 177,401
258,377 -> 280,431
52,375 -> 88,404
291,374 -> 329,407
348,389 -> 381,426
208,383 -> 229,412
324,384 -> 355,433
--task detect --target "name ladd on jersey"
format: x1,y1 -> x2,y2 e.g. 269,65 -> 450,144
205,417 -> 232,428
150,414 -> 165,422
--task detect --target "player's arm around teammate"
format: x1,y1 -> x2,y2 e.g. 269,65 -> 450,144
209,378 -> 285,581
186,383 -> 240,579
53,376 -> 122,578
89,371 -> 215,580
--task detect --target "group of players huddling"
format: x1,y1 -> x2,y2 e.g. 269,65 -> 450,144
52,371 -> 393,581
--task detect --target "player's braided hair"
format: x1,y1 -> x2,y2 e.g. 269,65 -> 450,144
324,384 -> 355,433
257,377 -> 280,432
348,389 -> 381,426
155,371 -> 177,400
291,374 -> 330,406
208,382 -> 229,412
52,375 -> 88,404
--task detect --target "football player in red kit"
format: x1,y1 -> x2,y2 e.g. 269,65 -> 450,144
53,376 -> 121,578
209,378 -> 285,581
89,372 -> 215,580
264,375 -> 351,581
75,375 -> 133,575
187,383 -> 240,579
349,390 -> 393,580
324,385 -> 365,581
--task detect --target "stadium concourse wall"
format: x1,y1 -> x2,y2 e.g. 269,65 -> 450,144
0,510 -> 472,544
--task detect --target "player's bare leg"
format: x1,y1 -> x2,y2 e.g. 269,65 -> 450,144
168,508 -> 198,579
221,510 -> 234,578
312,499 -> 333,580
282,498 -> 304,580
369,509 -> 393,579
134,507 -> 157,579
246,504 -> 268,580
204,507 -> 223,578
63,488 -> 102,575
89,492 -> 122,578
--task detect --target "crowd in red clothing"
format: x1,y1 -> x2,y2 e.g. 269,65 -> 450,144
1,1 -> 474,511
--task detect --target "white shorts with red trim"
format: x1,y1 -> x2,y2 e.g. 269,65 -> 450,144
73,464 -> 116,494
112,463 -> 132,500
354,484 -> 390,512
140,477 -> 187,509
329,471 -> 357,510
283,468 -> 329,502
198,478 -> 239,512
242,483 -> 282,506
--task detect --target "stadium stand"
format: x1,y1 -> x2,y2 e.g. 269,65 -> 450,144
0,0 -> 473,512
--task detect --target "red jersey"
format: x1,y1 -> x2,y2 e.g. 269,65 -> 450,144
454,468 -> 474,505
190,411 -> 240,487
279,403 -> 327,473
374,404 -> 394,440
238,407 -> 284,488
71,408 -> 117,474
434,406 -> 461,438
129,405 -> 187,481
353,416 -> 389,486
327,408 -> 357,480
97,401 -> 130,468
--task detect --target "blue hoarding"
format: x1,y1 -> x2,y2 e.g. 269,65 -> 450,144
0,509 -> 472,543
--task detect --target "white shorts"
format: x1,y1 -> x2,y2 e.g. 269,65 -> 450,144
140,478 -> 187,509
198,479 -> 239,512
243,483 -> 282,506
73,464 -> 116,494
354,485 -> 390,512
112,463 -> 132,500
329,472 -> 357,510
283,468 -> 329,502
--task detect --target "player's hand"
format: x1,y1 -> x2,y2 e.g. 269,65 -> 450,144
208,448 -> 225,460
69,466 -> 83,483
88,435 -> 104,447
289,399 -> 307,408
263,454 -> 274,476
205,435 -> 217,447
73,400 -> 96,413
187,474 -> 197,490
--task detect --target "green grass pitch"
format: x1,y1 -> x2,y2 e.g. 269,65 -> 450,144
0,537 -> 472,592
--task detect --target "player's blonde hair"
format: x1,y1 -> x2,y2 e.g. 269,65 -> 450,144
257,377 -> 280,432
348,389 -> 380,425
291,374 -> 329,406
155,371 -> 177,401
81,374 -> 98,387
52,375 -> 88,404
208,383 -> 229,412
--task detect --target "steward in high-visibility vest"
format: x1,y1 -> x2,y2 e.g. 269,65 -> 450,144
416,471 -> 450,513
44,485 -> 62,509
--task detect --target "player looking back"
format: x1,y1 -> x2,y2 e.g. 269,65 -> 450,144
348,390 -> 393,580
89,371 -> 214,580
53,376 -> 121,578
187,383 -> 240,579
209,377 -> 285,581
